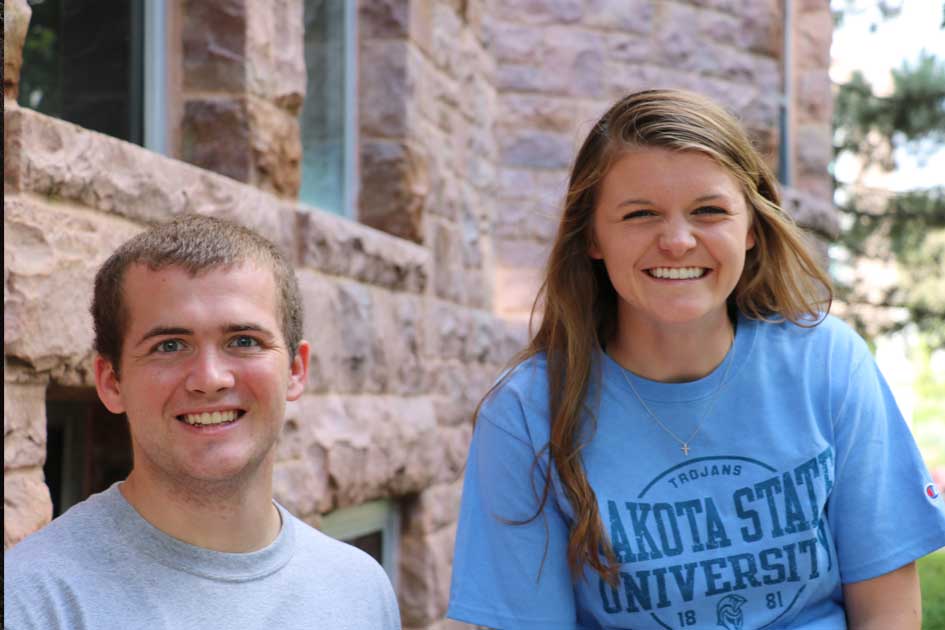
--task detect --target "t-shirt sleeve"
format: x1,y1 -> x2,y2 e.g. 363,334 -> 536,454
447,397 -> 579,630
827,355 -> 945,583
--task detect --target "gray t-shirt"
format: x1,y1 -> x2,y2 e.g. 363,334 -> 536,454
3,484 -> 401,630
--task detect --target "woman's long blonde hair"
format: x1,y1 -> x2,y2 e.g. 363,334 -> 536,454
479,89 -> 833,586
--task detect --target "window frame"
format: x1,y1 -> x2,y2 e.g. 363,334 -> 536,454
319,499 -> 401,587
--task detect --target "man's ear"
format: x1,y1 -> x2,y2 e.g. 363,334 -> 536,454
286,341 -> 310,402
94,355 -> 126,414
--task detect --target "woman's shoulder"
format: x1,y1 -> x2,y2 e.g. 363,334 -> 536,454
750,312 -> 871,362
477,353 -> 552,433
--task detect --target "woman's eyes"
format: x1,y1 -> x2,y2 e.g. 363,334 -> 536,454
621,206 -> 728,221
693,205 -> 728,215
621,210 -> 657,220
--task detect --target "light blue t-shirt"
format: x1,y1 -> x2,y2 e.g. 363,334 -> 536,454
448,314 -> 945,630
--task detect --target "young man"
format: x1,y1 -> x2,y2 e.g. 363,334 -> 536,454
4,215 -> 401,629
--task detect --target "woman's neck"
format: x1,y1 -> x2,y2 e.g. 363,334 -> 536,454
608,311 -> 735,383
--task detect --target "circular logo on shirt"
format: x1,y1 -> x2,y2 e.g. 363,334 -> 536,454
926,482 -> 941,501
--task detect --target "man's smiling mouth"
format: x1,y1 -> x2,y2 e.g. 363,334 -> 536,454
645,267 -> 708,280
177,410 -> 245,426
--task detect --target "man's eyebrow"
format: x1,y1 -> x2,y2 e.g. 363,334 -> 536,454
222,323 -> 275,336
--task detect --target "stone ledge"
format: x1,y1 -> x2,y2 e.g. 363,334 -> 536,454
3,196 -> 143,384
298,206 -> 429,294
5,105 -> 431,292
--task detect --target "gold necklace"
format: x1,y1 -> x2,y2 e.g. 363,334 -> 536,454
618,332 -> 735,456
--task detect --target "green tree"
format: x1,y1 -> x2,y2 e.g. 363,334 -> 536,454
832,12 -> 945,349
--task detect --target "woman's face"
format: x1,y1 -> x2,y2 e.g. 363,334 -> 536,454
589,147 -> 755,331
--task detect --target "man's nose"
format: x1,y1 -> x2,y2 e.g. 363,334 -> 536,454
658,218 -> 697,257
185,348 -> 236,394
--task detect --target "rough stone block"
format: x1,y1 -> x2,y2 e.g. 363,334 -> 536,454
398,523 -> 457,627
500,129 -> 574,170
359,140 -> 428,243
796,8 -> 833,70
273,397 -> 332,516
4,467 -> 52,549
297,270 -> 342,392
495,262 -> 544,320
336,281 -> 388,393
490,22 -> 546,64
781,186 -> 840,239
3,0 -> 31,101
4,381 -> 47,469
297,394 -> 441,508
496,0 -> 584,24
360,0 -> 410,38
246,0 -> 305,110
3,198 -> 141,383
246,96 -> 302,197
183,97 -> 303,198
738,0 -> 782,56
377,293 -> 426,395
360,41 -> 410,138
431,3 -> 463,76
182,0 -> 247,91
181,98 -> 252,182
583,0 -> 654,32
297,205 -> 430,291
796,123 -> 832,177
655,3 -> 704,69
431,220 -> 466,303
797,69 -> 832,123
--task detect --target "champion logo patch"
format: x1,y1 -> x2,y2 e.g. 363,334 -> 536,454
927,482 -> 941,501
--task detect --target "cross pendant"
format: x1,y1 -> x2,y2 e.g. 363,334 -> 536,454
680,443 -> 690,456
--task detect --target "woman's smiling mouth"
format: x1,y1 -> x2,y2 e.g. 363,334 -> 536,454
645,267 -> 709,280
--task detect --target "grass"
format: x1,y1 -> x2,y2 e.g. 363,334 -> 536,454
921,551 -> 945,630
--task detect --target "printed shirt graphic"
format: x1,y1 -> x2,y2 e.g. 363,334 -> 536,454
447,315 -> 945,630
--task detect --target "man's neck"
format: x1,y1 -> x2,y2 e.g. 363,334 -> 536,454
119,467 -> 281,553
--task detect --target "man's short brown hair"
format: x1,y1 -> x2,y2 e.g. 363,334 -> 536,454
91,215 -> 303,375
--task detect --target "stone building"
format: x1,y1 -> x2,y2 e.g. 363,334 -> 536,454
3,1 -> 835,627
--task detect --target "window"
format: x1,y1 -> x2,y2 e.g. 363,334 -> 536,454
44,395 -> 133,518
18,0 -> 168,153
299,0 -> 357,216
320,499 -> 401,586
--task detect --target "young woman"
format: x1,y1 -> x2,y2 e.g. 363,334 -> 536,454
447,90 -> 945,630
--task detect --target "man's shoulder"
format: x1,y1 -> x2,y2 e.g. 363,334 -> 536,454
5,491 -> 112,572
288,510 -> 391,579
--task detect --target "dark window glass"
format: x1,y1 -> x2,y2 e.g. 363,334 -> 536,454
345,531 -> 384,565
18,0 -> 144,145
44,397 -> 132,517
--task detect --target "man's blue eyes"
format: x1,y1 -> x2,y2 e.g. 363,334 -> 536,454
156,339 -> 184,353
229,336 -> 259,348
153,336 -> 259,353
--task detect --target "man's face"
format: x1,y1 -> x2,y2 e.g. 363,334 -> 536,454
94,262 -> 308,490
